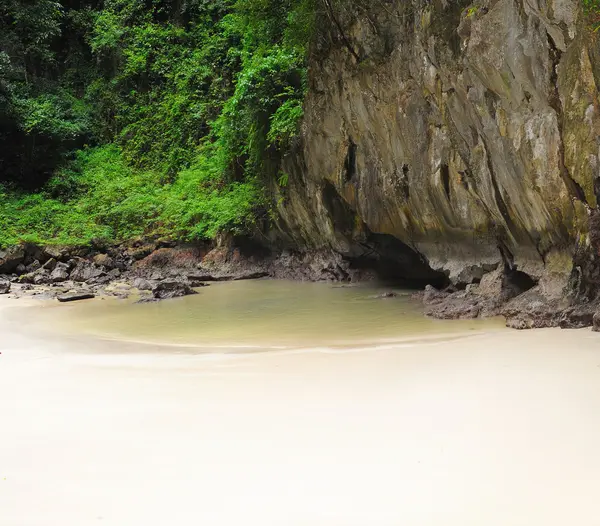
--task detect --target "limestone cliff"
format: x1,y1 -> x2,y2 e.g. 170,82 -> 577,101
273,0 -> 600,296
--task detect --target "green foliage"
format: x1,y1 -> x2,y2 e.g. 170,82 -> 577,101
0,145 -> 263,246
161,155 -> 263,240
278,171 -> 290,188
14,91 -> 91,139
0,0 -> 94,187
268,98 -> 304,147
582,0 -> 600,31
0,0 -> 315,245
465,6 -> 480,18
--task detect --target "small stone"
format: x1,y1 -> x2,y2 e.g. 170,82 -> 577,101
374,291 -> 397,299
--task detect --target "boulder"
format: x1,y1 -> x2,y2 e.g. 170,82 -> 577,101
15,263 -> 26,275
477,268 -> 503,298
43,245 -> 69,261
93,253 -> 115,269
152,279 -> 197,300
19,269 -> 50,285
42,258 -> 57,271
424,289 -> 481,319
87,274 -> 111,286
107,268 -> 121,279
422,284 -> 449,304
70,260 -> 104,282
0,246 -> 25,273
0,279 -> 10,294
57,292 -> 95,303
129,246 -> 154,261
132,277 -> 153,291
25,260 -> 41,273
593,312 -> 600,333
22,243 -> 46,265
50,263 -> 70,283
32,270 -> 50,285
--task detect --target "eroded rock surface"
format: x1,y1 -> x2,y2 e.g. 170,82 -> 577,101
271,0 -> 600,313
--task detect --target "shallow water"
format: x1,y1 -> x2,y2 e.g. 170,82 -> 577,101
33,279 -> 504,349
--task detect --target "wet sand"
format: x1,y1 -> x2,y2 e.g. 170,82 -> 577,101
1,295 -> 600,525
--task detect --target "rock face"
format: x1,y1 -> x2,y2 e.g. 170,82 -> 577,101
274,0 -> 600,296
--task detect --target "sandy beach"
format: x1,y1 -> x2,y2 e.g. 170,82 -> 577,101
1,295 -> 600,525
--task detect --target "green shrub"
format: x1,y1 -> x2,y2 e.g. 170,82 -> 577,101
0,144 -> 263,247
0,0 -> 316,246
582,0 -> 600,30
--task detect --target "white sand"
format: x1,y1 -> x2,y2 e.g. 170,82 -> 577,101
1,300 -> 600,525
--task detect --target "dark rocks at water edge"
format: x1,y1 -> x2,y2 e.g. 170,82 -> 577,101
419,265 -> 600,330
57,293 -> 95,303
0,240 -> 278,302
0,279 -> 10,294
593,312 -> 600,333
152,280 -> 197,300
0,238 -> 598,331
